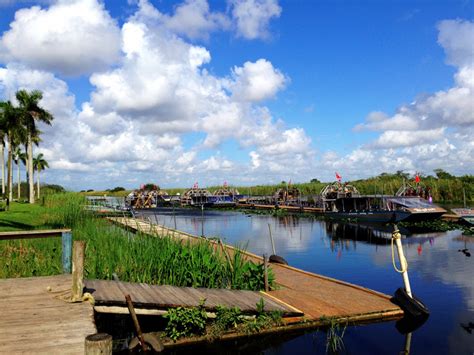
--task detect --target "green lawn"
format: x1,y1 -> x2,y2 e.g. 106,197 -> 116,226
0,202 -> 52,231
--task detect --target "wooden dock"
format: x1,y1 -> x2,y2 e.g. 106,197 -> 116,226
109,217 -> 403,327
0,274 -> 96,354
86,279 -> 302,316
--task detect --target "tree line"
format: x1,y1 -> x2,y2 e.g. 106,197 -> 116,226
0,90 -> 52,203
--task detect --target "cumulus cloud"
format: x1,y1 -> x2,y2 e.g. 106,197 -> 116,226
320,19 -> 474,181
231,0 -> 281,40
0,0 -> 310,189
0,0 -> 121,76
437,19 -> 474,67
230,59 -> 287,102
133,0 -> 229,41
134,0 -> 281,41
369,128 -> 446,149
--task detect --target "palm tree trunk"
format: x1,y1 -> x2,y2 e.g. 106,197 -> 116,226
7,139 -> 13,201
17,161 -> 20,200
1,144 -> 5,195
37,171 -> 40,199
27,133 -> 34,203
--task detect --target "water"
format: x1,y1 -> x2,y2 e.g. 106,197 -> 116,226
139,208 -> 474,354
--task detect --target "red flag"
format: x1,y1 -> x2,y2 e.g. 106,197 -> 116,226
335,172 -> 342,181
223,181 -> 228,187
193,182 -> 198,189
415,174 -> 420,183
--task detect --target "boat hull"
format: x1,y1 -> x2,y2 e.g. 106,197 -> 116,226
324,211 -> 408,223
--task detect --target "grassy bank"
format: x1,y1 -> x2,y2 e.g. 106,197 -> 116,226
0,194 -> 273,290
0,202 -> 54,231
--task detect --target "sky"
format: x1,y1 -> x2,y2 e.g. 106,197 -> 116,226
0,0 -> 473,191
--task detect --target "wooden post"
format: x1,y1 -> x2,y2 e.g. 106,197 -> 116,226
85,333 -> 112,355
71,240 -> 85,302
263,254 -> 269,292
61,231 -> 72,274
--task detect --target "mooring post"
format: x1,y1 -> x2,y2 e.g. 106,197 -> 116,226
61,230 -> 72,274
85,333 -> 112,355
71,240 -> 85,302
263,254 -> 269,292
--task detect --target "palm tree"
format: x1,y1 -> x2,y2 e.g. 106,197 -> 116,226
16,90 -> 53,204
0,124 -> 5,196
18,150 -> 27,196
0,101 -> 25,201
13,147 -> 22,200
33,153 -> 48,199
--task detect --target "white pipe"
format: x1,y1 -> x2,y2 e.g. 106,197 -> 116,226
393,228 -> 413,298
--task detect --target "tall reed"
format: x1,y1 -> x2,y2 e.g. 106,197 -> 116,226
1,193 -> 272,290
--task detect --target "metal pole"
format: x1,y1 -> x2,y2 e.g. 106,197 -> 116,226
393,228 -> 413,298
201,204 -> 204,238
404,332 -> 412,355
268,223 -> 276,255
173,203 -> 177,229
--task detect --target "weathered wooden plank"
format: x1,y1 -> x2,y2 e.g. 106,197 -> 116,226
0,275 -> 96,354
84,279 -> 300,316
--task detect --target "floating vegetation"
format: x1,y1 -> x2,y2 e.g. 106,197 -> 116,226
400,219 -> 473,235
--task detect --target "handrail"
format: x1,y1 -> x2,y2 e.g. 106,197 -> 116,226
0,229 -> 73,273
0,229 -> 71,241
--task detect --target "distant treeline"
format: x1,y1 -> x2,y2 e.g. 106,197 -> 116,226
223,170 -> 473,203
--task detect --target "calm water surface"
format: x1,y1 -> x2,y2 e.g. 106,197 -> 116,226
139,208 -> 473,354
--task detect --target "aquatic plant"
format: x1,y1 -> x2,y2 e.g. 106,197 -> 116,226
242,298 -> 283,334
164,300 -> 208,341
325,319 -> 347,354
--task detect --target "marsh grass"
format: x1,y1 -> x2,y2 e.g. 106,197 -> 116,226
1,193 -> 273,291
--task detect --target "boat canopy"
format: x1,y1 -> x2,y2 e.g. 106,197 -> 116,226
386,197 -> 434,208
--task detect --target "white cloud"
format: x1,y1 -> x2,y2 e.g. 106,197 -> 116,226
231,0 -> 281,40
230,59 -> 287,102
369,128 -> 446,149
437,19 -> 474,67
161,0 -> 230,40
319,21 -> 474,182
134,0 -> 281,41
0,0 -> 121,76
134,0 -> 229,41
15,2 -> 296,187
355,111 -> 419,132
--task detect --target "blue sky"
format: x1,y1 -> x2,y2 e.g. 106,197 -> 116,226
0,0 -> 473,190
